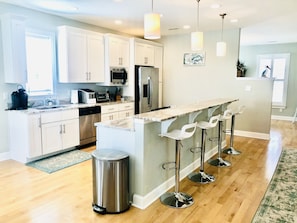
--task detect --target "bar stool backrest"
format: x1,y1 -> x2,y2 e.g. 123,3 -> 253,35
221,109 -> 233,120
234,105 -> 245,115
180,122 -> 197,139
208,114 -> 220,128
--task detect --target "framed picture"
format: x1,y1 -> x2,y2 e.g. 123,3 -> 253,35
183,52 -> 206,66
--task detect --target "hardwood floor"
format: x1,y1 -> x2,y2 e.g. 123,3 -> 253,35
1,120 -> 296,223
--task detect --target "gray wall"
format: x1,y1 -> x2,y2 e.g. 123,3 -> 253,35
159,30 -> 273,138
239,43 -> 297,117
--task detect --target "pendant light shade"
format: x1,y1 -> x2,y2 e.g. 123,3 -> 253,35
191,31 -> 203,51
144,0 -> 160,40
216,41 -> 226,57
144,13 -> 160,39
191,0 -> 203,51
216,13 -> 227,57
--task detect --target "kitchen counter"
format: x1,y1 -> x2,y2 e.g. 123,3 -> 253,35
8,100 -> 134,114
134,98 -> 238,122
95,97 -> 238,210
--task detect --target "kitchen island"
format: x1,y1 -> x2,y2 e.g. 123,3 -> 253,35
95,98 -> 238,209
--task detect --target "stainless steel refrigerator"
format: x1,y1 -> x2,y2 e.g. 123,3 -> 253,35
135,66 -> 159,114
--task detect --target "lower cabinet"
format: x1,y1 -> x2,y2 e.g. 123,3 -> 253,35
8,109 -> 79,163
41,109 -> 79,155
101,102 -> 134,122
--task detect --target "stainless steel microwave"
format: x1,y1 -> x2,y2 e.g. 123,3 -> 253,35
110,68 -> 128,85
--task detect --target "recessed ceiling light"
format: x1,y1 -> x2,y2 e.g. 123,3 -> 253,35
211,4 -> 221,9
230,19 -> 238,23
114,20 -> 123,25
183,25 -> 191,29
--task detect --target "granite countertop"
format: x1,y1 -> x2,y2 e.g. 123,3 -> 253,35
134,98 -> 238,122
95,98 -> 238,131
7,100 -> 134,114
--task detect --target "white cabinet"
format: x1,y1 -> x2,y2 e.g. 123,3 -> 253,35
105,34 -> 130,68
135,42 -> 155,66
8,109 -> 79,163
58,26 -> 105,83
8,112 -> 42,163
101,102 -> 134,121
118,103 -> 134,119
1,14 -> 27,84
41,109 -> 79,154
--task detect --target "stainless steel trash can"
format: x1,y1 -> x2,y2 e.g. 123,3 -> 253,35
92,149 -> 130,214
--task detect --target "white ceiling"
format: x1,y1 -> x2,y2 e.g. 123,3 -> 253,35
1,0 -> 297,45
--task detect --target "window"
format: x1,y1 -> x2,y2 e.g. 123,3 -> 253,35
257,53 -> 290,108
25,30 -> 55,96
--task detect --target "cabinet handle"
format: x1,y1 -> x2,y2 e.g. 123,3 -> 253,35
60,124 -> 63,134
38,117 -> 41,128
145,57 -> 148,64
63,124 -> 66,133
89,72 -> 91,80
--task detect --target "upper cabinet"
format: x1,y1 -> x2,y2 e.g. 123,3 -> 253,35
135,42 -> 155,66
104,34 -> 130,68
57,26 -> 105,83
1,14 -> 27,84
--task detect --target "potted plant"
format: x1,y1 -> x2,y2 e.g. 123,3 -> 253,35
237,60 -> 247,77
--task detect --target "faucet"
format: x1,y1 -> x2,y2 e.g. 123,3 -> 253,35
45,98 -> 55,106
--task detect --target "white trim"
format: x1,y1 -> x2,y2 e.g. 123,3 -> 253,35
131,143 -> 223,209
234,130 -> 270,140
271,115 -> 294,122
0,152 -> 10,162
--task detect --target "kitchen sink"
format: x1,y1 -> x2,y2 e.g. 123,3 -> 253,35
35,105 -> 67,110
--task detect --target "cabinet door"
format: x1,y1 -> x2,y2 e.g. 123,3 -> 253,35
118,109 -> 134,119
42,122 -> 63,154
67,31 -> 88,82
61,119 -> 79,149
135,43 -> 154,66
108,37 -> 129,67
1,14 -> 27,83
101,112 -> 119,121
28,114 -> 42,158
87,34 -> 105,82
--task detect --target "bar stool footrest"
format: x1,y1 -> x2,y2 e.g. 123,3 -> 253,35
161,161 -> 176,170
160,192 -> 194,208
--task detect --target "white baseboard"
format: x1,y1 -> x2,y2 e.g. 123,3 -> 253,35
131,142 -> 224,210
271,115 -> 294,122
0,152 -> 10,162
233,130 -> 270,140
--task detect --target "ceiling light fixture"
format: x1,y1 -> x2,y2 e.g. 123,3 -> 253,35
144,0 -> 160,39
191,0 -> 203,51
216,13 -> 227,57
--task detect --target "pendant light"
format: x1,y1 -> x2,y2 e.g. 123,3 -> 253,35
144,0 -> 160,39
216,13 -> 227,57
191,0 -> 203,51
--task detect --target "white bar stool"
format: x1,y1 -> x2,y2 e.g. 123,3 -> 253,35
223,105 -> 245,155
188,114 -> 220,184
159,122 -> 197,208
208,109 -> 232,167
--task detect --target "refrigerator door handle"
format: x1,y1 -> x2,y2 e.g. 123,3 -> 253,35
148,76 -> 151,107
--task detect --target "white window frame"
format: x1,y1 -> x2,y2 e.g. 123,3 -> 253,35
25,29 -> 56,96
257,53 -> 290,108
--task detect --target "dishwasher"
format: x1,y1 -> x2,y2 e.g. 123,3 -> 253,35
79,106 -> 101,147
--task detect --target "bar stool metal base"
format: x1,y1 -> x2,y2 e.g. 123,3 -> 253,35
223,147 -> 241,155
188,171 -> 215,184
160,192 -> 194,208
208,157 -> 231,167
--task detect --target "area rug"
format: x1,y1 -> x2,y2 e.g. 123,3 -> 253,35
27,150 -> 92,174
252,148 -> 297,223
